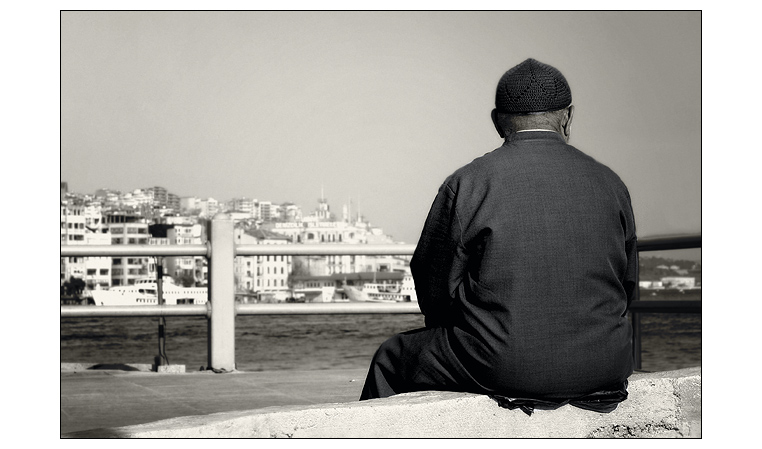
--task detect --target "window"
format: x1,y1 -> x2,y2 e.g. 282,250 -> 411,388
99,269 -> 109,275
113,258 -> 122,265
87,269 -> 96,275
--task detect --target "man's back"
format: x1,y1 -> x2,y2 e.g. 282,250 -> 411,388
412,131 -> 637,399
361,59 -> 637,405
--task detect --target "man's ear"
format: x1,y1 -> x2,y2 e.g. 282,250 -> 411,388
562,105 -> 574,141
491,109 -> 505,138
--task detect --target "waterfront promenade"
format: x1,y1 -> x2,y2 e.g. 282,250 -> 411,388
61,365 -> 367,435
61,365 -> 701,438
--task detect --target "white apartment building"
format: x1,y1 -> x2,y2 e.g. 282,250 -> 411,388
165,224 -> 207,285
234,228 -> 291,296
108,222 -> 150,286
199,198 -> 220,218
258,201 -> 273,221
61,204 -> 86,284
61,201 -> 114,289
83,232 -> 111,289
61,203 -> 86,245
83,203 -> 105,232
232,197 -> 255,216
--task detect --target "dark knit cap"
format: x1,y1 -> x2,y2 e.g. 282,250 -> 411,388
495,58 -> 572,113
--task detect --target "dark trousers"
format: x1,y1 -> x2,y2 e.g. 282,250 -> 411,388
359,327 -> 481,400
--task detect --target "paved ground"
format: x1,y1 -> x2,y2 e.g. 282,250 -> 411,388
61,367 -> 368,435
62,367 -> 702,438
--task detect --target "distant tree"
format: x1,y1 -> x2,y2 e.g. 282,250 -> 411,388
63,276 -> 86,297
173,272 -> 196,287
287,257 -> 311,289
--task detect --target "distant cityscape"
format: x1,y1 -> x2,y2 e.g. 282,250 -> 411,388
637,256 -> 701,292
60,182 -> 700,302
60,182 -> 408,301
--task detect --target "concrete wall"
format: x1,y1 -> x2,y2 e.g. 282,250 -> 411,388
65,367 -> 700,438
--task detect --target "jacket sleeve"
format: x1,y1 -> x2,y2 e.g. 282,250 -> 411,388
622,189 -> 639,307
410,182 -> 465,327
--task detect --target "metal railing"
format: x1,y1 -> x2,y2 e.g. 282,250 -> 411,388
61,213 -> 700,371
631,234 -> 701,370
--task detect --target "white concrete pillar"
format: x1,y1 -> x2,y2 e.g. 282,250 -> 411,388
208,213 -> 236,371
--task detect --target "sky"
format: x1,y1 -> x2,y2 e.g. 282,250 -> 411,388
60,10 -> 701,247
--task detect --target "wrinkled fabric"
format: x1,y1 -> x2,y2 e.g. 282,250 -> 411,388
361,131 -> 638,405
490,380 -> 629,416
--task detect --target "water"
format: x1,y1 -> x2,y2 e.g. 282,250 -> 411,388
60,311 -> 700,373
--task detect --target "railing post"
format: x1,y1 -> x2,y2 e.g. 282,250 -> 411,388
208,213 -> 236,371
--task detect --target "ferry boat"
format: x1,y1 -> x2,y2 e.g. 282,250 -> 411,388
342,272 -> 417,303
91,277 -> 208,306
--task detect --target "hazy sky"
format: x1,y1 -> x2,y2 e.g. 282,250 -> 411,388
61,11 -> 700,245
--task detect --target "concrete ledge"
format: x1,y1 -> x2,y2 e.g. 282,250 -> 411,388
61,363 -> 185,373
64,367 -> 700,438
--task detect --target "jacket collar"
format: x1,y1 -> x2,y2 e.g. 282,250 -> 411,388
505,130 -> 566,144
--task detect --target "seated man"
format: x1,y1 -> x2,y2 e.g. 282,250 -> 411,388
360,59 -> 638,413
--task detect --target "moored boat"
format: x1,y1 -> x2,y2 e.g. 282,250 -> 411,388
91,277 -> 208,306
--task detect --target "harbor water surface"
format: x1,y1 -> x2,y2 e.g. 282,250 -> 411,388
60,311 -> 700,373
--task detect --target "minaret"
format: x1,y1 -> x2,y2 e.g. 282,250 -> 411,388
356,195 -> 362,224
318,184 -> 329,220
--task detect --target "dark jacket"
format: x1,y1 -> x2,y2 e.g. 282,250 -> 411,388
410,131 -> 638,399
